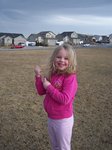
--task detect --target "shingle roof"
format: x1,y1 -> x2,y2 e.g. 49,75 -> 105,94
56,31 -> 76,41
37,31 -> 55,37
27,34 -> 38,41
0,32 -> 25,38
61,32 -> 74,37
109,34 -> 112,38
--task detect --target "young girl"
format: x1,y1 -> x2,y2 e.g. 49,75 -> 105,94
34,44 -> 78,150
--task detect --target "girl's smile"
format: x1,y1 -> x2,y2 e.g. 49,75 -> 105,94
54,48 -> 69,71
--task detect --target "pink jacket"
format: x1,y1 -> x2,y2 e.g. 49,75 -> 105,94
35,73 -> 78,119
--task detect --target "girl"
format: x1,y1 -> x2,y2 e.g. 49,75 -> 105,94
34,44 -> 78,150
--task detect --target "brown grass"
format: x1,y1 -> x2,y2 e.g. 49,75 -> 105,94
0,48 -> 112,150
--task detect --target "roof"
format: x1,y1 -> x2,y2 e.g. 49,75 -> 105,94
61,31 -> 75,37
37,31 -> 56,37
27,34 -> 38,41
56,31 -> 77,41
0,32 -> 25,38
109,34 -> 112,38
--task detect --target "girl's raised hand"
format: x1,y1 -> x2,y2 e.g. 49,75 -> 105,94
42,77 -> 51,89
34,65 -> 42,77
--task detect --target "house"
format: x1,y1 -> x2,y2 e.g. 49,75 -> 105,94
93,35 -> 102,43
27,34 -> 38,42
27,31 -> 56,46
36,31 -> 56,46
0,32 -> 26,46
92,35 -> 109,43
77,33 -> 95,44
109,34 -> 112,43
56,31 -> 80,45
13,35 -> 26,45
100,36 -> 109,43
0,35 -> 12,46
77,33 -> 87,44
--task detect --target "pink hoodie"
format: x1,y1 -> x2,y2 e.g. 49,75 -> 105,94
35,73 -> 78,119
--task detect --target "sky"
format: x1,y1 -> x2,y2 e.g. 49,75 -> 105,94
0,0 -> 112,38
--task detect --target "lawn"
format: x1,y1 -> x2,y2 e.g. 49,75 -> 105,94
0,47 -> 112,150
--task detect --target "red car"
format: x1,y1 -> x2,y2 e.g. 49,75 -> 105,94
14,45 -> 24,48
11,44 -> 25,49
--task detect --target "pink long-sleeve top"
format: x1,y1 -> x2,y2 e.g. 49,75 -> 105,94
35,73 -> 78,119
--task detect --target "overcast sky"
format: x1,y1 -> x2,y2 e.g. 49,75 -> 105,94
0,0 -> 112,37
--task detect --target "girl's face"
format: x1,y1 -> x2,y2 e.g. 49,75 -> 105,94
54,48 -> 69,71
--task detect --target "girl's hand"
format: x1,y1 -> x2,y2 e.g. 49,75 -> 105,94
42,77 -> 51,89
34,65 -> 41,77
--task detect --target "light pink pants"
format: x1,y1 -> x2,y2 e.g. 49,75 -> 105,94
48,115 -> 74,150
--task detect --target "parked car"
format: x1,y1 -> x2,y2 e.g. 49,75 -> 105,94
18,42 -> 26,46
11,44 -> 25,49
83,44 -> 90,47
56,41 -> 64,45
26,41 -> 36,46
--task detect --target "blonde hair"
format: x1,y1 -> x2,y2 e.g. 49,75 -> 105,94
47,43 -> 77,79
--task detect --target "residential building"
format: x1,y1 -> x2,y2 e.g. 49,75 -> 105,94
0,32 -> 26,46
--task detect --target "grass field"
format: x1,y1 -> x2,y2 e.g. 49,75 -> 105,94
0,48 -> 112,150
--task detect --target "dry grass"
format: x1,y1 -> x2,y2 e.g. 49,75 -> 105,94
0,48 -> 112,150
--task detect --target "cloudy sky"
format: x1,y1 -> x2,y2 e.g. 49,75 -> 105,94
0,0 -> 112,37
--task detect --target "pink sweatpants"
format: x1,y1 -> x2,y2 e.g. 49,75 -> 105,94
48,116 -> 74,150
